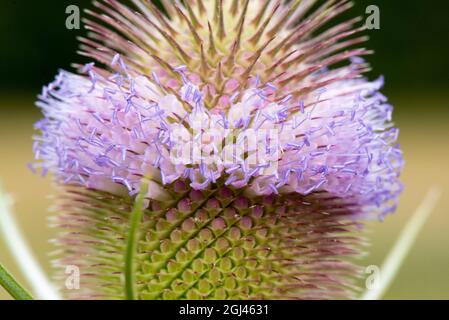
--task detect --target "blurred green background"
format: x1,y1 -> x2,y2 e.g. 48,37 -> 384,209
1,0 -> 448,299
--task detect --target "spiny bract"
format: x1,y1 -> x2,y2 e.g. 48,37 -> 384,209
33,0 -> 403,300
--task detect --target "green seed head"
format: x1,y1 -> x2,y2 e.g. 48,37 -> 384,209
53,183 -> 363,300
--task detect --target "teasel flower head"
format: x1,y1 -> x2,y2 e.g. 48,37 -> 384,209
32,0 -> 404,300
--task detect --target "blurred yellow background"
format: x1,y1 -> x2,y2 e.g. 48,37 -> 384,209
1,90 -> 448,300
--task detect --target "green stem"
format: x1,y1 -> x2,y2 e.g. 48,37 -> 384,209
124,182 -> 148,300
0,263 -> 34,300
